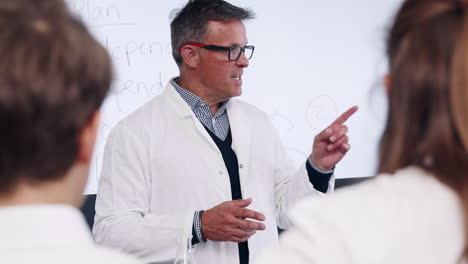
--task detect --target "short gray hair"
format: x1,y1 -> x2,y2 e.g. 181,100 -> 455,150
170,0 -> 255,66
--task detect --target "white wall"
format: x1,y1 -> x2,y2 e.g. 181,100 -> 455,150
65,0 -> 402,194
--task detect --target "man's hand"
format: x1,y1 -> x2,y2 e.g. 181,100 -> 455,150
201,198 -> 266,243
309,106 -> 358,171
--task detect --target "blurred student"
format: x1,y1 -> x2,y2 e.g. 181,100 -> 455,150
255,0 -> 468,263
0,1 -> 141,263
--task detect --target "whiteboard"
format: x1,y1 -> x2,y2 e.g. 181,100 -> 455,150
64,0 -> 402,194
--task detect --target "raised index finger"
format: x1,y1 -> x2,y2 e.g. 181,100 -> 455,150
331,106 -> 358,127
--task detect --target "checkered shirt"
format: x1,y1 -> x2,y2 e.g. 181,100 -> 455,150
171,78 -> 230,141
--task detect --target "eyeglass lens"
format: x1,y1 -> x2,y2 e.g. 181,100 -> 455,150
229,46 -> 254,61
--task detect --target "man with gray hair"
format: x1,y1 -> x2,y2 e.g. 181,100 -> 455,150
94,0 -> 357,263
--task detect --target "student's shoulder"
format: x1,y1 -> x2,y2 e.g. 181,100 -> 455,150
2,247 -> 143,264
290,166 -> 461,242
54,246 -> 143,263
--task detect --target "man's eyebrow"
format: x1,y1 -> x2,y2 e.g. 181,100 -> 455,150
231,41 -> 248,46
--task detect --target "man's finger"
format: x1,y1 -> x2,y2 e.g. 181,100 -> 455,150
326,135 -> 348,152
233,207 -> 265,221
315,127 -> 333,142
228,198 -> 253,208
331,106 -> 358,127
236,217 -> 266,230
329,125 -> 348,143
229,235 -> 248,243
229,227 -> 256,239
339,143 -> 351,154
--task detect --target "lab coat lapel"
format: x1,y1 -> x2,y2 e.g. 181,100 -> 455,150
164,82 -> 221,153
227,100 -> 251,196
164,82 -> 231,197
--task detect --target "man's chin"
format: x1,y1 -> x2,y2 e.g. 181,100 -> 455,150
232,87 -> 242,97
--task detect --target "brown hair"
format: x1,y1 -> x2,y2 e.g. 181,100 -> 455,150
379,0 -> 468,259
0,0 -> 112,194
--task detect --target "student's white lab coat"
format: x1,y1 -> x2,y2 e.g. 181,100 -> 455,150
93,81 -> 333,264
0,205 -> 141,264
254,167 -> 465,264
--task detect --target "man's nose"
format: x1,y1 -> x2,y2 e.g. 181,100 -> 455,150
235,52 -> 249,67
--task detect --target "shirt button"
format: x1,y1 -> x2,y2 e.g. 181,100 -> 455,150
239,164 -> 243,169
218,171 -> 223,175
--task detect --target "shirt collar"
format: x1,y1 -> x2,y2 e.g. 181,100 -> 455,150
171,77 -> 229,117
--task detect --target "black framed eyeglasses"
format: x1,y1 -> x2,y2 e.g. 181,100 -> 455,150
179,43 -> 255,61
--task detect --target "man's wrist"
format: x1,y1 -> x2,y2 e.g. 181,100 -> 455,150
308,157 -> 334,174
305,159 -> 334,193
194,210 -> 206,243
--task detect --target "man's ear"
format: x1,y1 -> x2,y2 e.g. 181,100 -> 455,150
180,46 -> 200,68
77,110 -> 100,164
384,74 -> 391,95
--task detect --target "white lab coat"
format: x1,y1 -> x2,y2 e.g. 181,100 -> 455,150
0,205 -> 141,264
254,166 -> 465,264
93,81 -> 333,264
